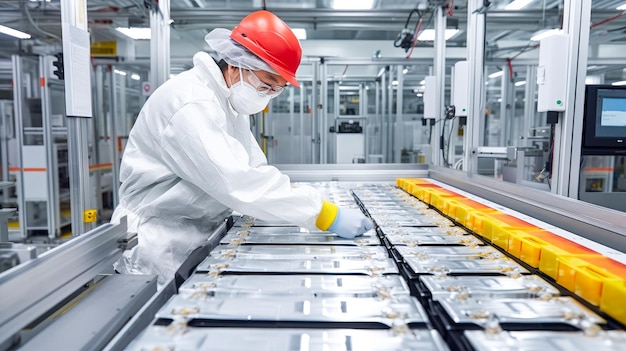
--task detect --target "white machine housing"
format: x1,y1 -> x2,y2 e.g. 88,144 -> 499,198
453,61 -> 468,117
537,33 -> 569,112
423,75 -> 437,120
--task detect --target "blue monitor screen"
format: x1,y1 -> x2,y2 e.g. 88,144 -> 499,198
583,85 -> 626,152
599,97 -> 626,131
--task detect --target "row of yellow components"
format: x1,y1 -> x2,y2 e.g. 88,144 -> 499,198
397,177 -> 626,326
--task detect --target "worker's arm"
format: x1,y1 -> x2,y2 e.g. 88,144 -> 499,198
158,100 -> 322,229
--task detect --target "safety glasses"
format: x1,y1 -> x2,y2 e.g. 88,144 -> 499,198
244,68 -> 287,97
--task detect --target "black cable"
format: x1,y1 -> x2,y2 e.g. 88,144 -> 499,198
404,9 -> 421,29
445,117 -> 456,167
441,118 -> 449,167
393,9 -> 422,50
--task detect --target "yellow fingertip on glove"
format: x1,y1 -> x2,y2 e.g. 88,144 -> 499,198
315,200 -> 339,231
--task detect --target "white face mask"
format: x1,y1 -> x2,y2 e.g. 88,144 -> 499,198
228,67 -> 271,115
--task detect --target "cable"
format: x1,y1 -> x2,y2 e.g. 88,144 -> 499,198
591,11 -> 626,29
393,9 -> 421,51
405,18 -> 423,59
447,0 -> 454,17
24,3 -> 62,41
507,41 -> 539,62
445,117 -> 455,167
406,6 -> 437,59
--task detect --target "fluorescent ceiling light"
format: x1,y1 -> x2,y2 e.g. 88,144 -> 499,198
402,67 -> 409,74
292,28 -> 307,40
505,0 -> 533,10
515,81 -> 526,86
417,29 -> 459,41
0,24 -> 31,39
130,73 -> 141,80
116,27 -> 151,40
618,4 -> 626,10
488,71 -> 504,79
114,69 -> 127,76
391,80 -> 398,86
612,81 -> 626,86
331,0 -> 375,10
531,28 -> 561,41
419,80 -> 426,85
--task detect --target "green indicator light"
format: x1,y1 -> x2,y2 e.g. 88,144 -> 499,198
556,100 -> 562,105
462,108 -> 466,112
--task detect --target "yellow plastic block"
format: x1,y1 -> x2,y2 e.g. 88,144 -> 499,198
518,235 -> 549,268
575,265 -> 622,306
444,198 -> 491,221
397,178 -> 432,192
441,198 -> 459,217
566,256 -> 626,306
557,256 -> 588,292
420,187 -> 438,203
430,191 -> 460,212
466,211 -> 501,237
506,230 -> 532,258
600,279 -> 626,326
538,239 -> 599,280
483,215 -> 537,246
455,205 -> 498,228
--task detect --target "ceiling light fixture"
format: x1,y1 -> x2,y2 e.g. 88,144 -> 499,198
505,0 -> 533,10
488,71 -> 504,79
292,28 -> 307,40
515,81 -> 526,86
0,24 -> 31,39
612,81 -> 626,86
116,27 -> 151,40
331,0 -> 375,10
530,28 -> 561,41
130,73 -> 141,80
114,69 -> 127,76
417,29 -> 460,41
617,4 -> 626,10
402,67 -> 409,74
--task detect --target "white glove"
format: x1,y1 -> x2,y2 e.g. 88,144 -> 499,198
328,207 -> 374,239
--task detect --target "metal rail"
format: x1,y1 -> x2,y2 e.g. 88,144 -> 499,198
0,218 -> 130,350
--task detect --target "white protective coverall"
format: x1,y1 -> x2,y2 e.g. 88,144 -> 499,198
111,52 -> 323,286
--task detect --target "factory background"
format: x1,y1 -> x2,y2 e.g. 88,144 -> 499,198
1,0 -> 626,350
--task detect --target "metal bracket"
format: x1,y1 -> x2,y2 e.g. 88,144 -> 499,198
118,234 -> 138,251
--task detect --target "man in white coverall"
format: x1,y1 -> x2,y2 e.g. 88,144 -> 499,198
111,10 -> 373,287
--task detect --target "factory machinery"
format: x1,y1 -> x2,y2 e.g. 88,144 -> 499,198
2,165 -> 626,350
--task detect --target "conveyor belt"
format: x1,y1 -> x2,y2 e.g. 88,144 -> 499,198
124,180 -> 626,351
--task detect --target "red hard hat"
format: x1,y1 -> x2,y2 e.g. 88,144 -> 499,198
231,10 -> 302,88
